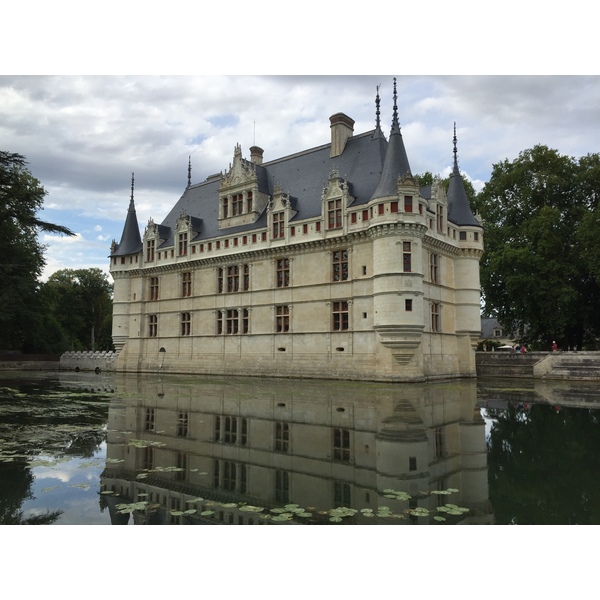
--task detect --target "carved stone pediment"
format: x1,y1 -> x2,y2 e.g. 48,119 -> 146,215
220,144 -> 258,191
321,167 -> 355,206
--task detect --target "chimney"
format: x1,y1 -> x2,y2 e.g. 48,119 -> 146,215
250,146 -> 264,165
330,113 -> 355,158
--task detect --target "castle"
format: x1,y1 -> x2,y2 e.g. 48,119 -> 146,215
109,80 -> 483,382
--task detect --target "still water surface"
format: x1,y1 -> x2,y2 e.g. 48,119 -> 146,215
1,370 -> 599,525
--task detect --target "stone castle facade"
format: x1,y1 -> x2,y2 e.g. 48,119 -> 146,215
109,81 -> 483,382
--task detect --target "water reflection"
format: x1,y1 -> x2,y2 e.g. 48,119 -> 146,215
100,375 -> 493,525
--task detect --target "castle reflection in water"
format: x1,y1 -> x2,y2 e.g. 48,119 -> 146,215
99,374 -> 493,525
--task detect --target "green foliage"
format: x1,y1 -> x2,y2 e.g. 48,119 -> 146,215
0,151 -> 75,351
475,145 -> 600,350
41,268 -> 114,352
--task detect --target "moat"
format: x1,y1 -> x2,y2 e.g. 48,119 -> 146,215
1,370 -> 599,525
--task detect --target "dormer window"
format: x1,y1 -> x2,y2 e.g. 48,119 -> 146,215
272,212 -> 285,239
146,239 -> 155,262
327,199 -> 342,230
321,167 -> 354,234
178,232 -> 188,256
218,145 -> 268,229
232,194 -> 243,216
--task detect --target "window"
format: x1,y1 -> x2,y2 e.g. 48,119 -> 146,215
273,211 -> 285,239
223,197 -> 229,218
430,253 -> 439,283
180,312 -> 191,336
242,308 -> 249,334
474,231 -> 479,241
327,199 -> 342,229
332,249 -> 349,282
332,301 -> 349,331
232,193 -> 243,216
431,302 -> 440,332
181,271 -> 192,297
362,210 -> 369,221
276,258 -> 290,288
276,305 -> 289,333
247,191 -> 253,212
275,471 -> 290,503
405,299 -> 413,311
437,204 -> 444,232
351,212 -> 357,223
214,416 -> 248,446
459,231 -> 467,241
434,426 -> 445,459
145,408 -> 155,432
146,239 -> 155,262
224,416 -> 237,444
143,446 -> 154,471
333,427 -> 351,462
403,242 -> 411,273
404,195 -> 413,213
334,481 -> 351,506
494,329 -> 502,338
409,456 -> 417,471
175,452 -> 188,481
275,422 -> 289,452
217,268 -> 223,293
226,309 -> 239,334
214,460 -> 247,493
149,277 -> 159,300
391,201 -> 398,213
218,264 -> 249,293
227,265 -> 239,292
177,412 -> 189,437
149,314 -> 158,337
378,204 -> 384,215
178,232 -> 188,256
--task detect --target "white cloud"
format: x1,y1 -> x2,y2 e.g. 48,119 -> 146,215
2,75 -> 598,279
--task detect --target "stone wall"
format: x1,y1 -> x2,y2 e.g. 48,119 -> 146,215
60,351 -> 117,373
476,351 -> 600,380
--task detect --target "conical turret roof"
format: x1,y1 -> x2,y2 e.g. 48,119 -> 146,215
370,79 -> 412,200
447,125 -> 480,227
112,174 -> 143,256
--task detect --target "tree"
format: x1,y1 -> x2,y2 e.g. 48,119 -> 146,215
415,171 -> 478,205
0,151 -> 74,351
42,268 -> 114,352
474,145 -> 600,350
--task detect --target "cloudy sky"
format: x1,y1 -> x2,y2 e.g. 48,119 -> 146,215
4,5 -> 599,282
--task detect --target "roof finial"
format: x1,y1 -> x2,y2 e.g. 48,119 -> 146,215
453,122 -> 459,173
187,156 -> 192,188
376,84 -> 381,129
390,77 -> 400,135
130,172 -> 135,207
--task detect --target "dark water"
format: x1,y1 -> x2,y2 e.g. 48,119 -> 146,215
1,370 -> 599,525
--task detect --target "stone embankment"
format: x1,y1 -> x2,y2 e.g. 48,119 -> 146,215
59,351 -> 116,373
477,351 -> 600,380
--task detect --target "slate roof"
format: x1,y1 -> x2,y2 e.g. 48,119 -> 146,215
113,107 -> 481,254
112,197 -> 142,256
157,129 -> 389,247
446,127 -> 481,227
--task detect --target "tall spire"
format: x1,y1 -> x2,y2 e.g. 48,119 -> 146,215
452,122 -> 459,173
372,84 -> 384,139
187,156 -> 192,188
446,123 -> 480,227
129,172 -> 135,208
370,78 -> 412,200
390,77 -> 401,135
